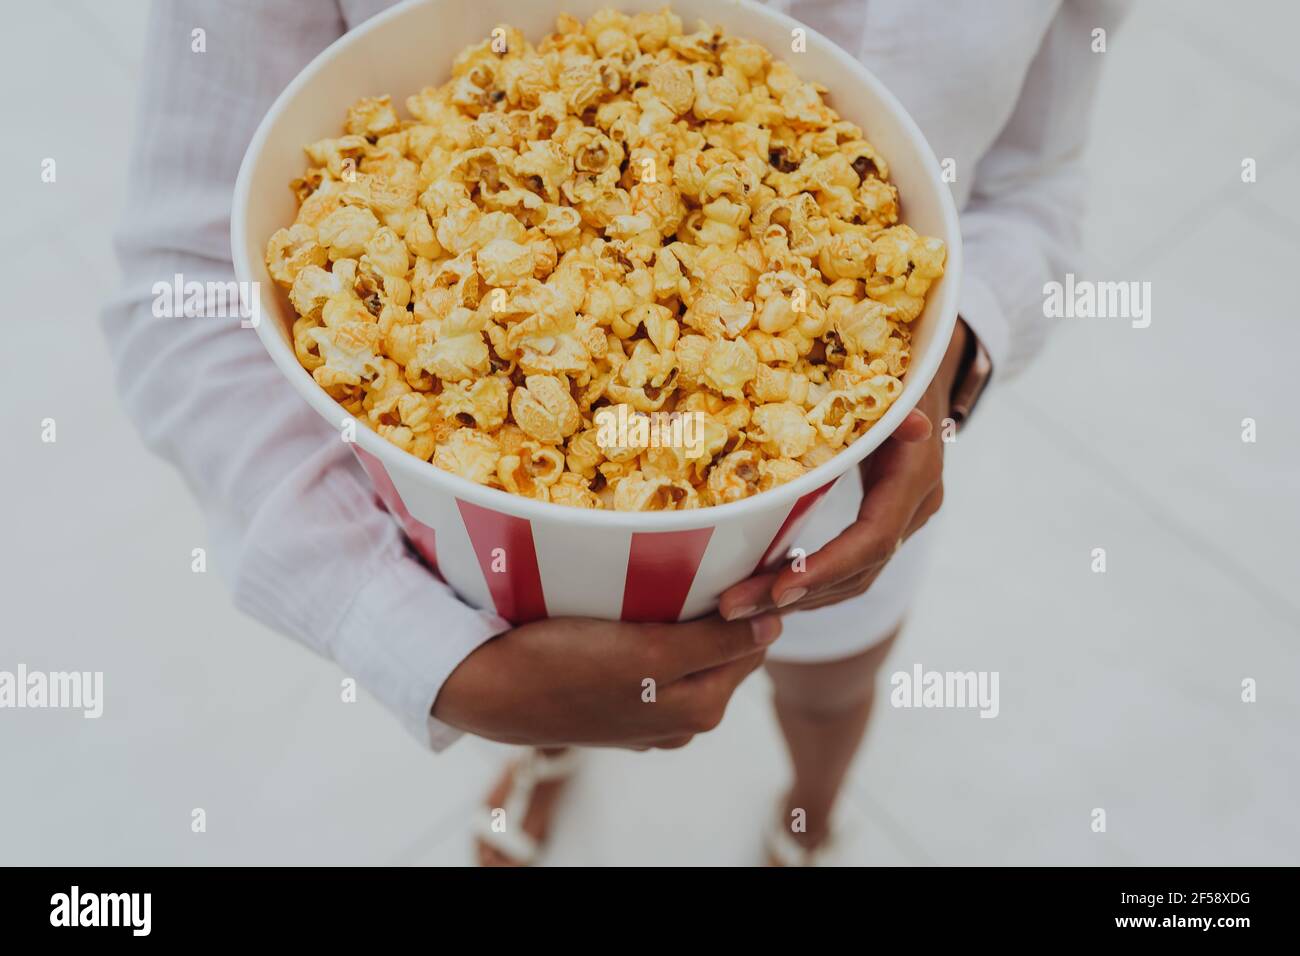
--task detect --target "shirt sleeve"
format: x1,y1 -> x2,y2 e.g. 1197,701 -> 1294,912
100,0 -> 508,750
958,0 -> 1128,380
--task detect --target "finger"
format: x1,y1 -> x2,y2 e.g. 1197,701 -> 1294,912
680,643 -> 768,698
718,572 -> 780,620
903,484 -> 944,540
776,485 -> 945,616
890,408 -> 933,443
770,452 -> 931,605
776,569 -> 879,614
729,420 -> 937,617
646,613 -> 782,680
769,504 -> 909,606
660,647 -> 768,732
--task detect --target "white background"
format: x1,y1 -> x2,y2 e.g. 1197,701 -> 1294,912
1,0 -> 1297,864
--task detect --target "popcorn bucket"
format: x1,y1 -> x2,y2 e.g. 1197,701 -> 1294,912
233,0 -> 962,624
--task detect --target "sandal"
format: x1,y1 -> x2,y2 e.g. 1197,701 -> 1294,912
475,749 -> 581,866
764,798 -> 842,867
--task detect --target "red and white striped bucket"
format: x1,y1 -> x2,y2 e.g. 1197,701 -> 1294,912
234,0 -> 963,624
354,445 -> 839,623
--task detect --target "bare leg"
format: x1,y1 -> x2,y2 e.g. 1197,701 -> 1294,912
765,628 -> 899,859
477,747 -> 573,867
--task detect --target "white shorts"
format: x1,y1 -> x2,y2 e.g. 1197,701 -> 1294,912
765,471 -> 937,664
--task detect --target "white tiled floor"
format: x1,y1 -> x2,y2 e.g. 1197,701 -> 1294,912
1,0 -> 1297,866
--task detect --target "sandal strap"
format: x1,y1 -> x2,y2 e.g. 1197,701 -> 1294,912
475,809 -> 542,864
514,748 -> 583,784
765,799 -> 837,867
476,750 -> 582,865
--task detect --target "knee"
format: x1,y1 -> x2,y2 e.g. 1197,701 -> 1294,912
768,660 -> 878,718
772,678 -> 875,720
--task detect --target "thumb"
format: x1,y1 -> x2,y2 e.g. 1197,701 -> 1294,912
645,614 -> 782,680
891,408 -> 932,443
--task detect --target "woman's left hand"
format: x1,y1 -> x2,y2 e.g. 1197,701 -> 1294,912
718,320 -> 970,620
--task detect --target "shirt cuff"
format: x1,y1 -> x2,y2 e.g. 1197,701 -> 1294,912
332,554 -> 510,751
956,270 -> 1011,379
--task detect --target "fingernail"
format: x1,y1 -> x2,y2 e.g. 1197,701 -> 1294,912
750,615 -> 782,646
724,605 -> 758,621
775,588 -> 807,608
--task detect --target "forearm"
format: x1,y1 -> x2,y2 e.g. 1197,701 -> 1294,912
102,0 -> 508,748
956,0 -> 1125,380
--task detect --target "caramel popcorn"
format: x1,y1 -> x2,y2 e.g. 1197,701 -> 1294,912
267,8 -> 945,511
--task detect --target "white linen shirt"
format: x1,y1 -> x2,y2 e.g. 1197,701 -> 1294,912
102,0 -> 1125,749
